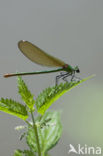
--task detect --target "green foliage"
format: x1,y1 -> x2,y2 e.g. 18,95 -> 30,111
36,75 -> 94,115
22,150 -> 36,156
0,75 -> 94,156
13,150 -> 36,156
0,98 -> 28,120
18,76 -> 35,111
13,150 -> 23,156
26,111 -> 62,155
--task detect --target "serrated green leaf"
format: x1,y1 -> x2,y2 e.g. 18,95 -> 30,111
0,98 -> 28,120
18,76 -> 35,111
23,150 -> 36,156
36,75 -> 95,115
13,150 -> 23,156
44,153 -> 51,156
13,149 -> 36,156
26,111 -> 62,154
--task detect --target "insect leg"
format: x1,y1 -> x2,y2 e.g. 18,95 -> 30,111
62,73 -> 72,82
71,71 -> 81,82
56,72 -> 69,85
71,73 -> 75,81
56,74 -> 63,85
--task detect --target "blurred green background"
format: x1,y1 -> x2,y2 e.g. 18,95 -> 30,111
0,0 -> 103,156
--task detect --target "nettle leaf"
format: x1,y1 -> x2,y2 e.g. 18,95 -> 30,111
13,150 -> 36,156
26,111 -> 62,154
45,153 -> 51,156
13,150 -> 23,156
22,150 -> 36,156
0,98 -> 28,120
18,76 -> 35,111
36,75 -> 94,115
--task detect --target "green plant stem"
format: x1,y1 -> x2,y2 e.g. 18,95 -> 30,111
31,111 -> 41,156
25,120 -> 32,127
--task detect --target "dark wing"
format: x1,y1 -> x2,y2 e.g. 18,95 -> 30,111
18,40 -> 65,67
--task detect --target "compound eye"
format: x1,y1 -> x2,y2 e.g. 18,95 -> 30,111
76,69 -> 80,73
